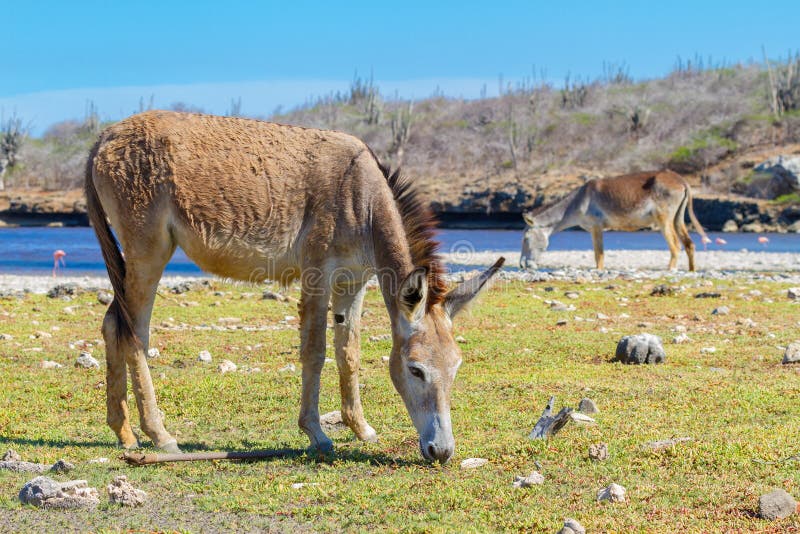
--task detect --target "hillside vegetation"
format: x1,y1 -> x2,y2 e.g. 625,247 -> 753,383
3,57 -> 800,212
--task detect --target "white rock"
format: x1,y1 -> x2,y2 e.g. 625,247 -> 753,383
197,350 -> 212,363
107,475 -> 147,506
569,412 -> 596,424
557,518 -> 586,534
783,342 -> 800,364
218,359 -> 237,373
279,363 -> 296,373
147,347 -> 160,359
87,457 -> 109,464
672,333 -> 691,344
0,333 -> 13,340
788,288 -> 800,300
381,356 -> 390,363
700,347 -> 717,354
512,471 -> 545,488
460,458 -> 488,469
18,476 -> 99,509
291,482 -> 320,489
40,360 -> 63,369
597,483 -> 626,502
75,352 -> 100,369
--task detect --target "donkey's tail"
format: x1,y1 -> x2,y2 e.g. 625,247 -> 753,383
85,140 -> 139,346
684,185 -> 709,244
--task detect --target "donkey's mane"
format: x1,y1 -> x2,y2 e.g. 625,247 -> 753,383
369,152 -> 447,310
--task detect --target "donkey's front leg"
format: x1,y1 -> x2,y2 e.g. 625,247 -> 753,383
331,283 -> 378,442
298,286 -> 333,452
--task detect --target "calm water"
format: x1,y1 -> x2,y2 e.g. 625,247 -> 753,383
1,227 -> 798,275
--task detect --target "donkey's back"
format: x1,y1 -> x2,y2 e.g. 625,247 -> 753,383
90,111 -> 380,282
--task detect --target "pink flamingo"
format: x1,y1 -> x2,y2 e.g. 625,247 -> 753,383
715,237 -> 727,245
701,235 -> 712,250
52,250 -> 66,277
758,236 -> 769,247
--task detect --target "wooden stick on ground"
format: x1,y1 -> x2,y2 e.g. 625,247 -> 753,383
122,448 -> 301,466
528,396 -> 573,440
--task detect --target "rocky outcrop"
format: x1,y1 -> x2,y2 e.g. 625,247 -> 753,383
744,156 -> 800,199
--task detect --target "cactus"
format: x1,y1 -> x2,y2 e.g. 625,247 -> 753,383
390,102 -> 414,167
0,113 -> 27,190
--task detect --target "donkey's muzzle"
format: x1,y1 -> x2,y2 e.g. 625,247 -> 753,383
421,439 -> 454,464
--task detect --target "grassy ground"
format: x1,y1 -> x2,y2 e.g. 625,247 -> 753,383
0,276 -> 798,532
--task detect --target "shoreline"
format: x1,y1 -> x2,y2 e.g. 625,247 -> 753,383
3,249 -> 800,294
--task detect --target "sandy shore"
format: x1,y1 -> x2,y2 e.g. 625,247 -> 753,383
2,249 -> 800,294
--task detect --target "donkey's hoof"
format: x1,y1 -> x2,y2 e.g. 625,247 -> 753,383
309,438 -> 334,454
118,438 -> 140,450
159,441 -> 182,454
358,425 -> 379,443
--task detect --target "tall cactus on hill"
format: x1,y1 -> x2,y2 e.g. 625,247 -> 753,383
0,114 -> 26,190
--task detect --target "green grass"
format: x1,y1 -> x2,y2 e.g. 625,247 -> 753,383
1,277 -> 799,532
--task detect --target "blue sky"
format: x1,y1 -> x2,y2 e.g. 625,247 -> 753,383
3,0 -> 799,134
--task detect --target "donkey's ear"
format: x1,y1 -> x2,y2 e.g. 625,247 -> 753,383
444,257 -> 505,319
522,212 -> 535,226
398,267 -> 428,323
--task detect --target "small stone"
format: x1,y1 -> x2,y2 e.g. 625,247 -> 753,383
788,288 -> 800,300
75,352 -> 100,369
197,350 -> 212,363
672,333 -> 691,344
369,334 -> 391,342
643,437 -> 693,451
695,292 -> 721,299
759,489 -> 797,520
88,457 -> 109,464
589,443 -> 609,461
218,360 -> 237,374
783,342 -> 800,364
381,356 -> 390,363
596,312 -> 609,320
97,291 -> 113,305
50,460 -> 74,473
556,319 -> 568,326
614,333 -> 665,364
564,291 -> 580,299
147,347 -> 160,359
455,335 -> 467,343
578,398 -> 599,414
650,284 -> 676,296
700,347 -> 717,354
460,458 -> 488,469
107,475 -> 147,507
550,300 -> 575,312
712,306 -> 730,315
557,518 -> 586,534
597,483 -> 626,503
40,360 -> 63,369
512,471 -> 544,488
3,450 -> 21,462
291,482 -> 320,489
279,363 -> 296,373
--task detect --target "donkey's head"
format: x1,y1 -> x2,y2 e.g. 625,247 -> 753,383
389,258 -> 504,464
520,212 -> 549,270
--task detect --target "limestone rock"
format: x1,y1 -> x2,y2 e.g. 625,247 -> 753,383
460,458 -> 488,469
589,443 -> 609,461
41,360 -> 63,369
557,518 -> 586,534
722,219 -> 739,232
75,352 -> 100,369
597,483 -> 626,503
147,347 -> 160,359
614,333 -> 665,364
218,359 -> 237,373
96,291 -> 113,305
578,398 -> 599,414
197,350 -> 212,363
319,410 -> 347,432
512,471 -> 544,488
712,306 -> 730,315
107,475 -> 147,506
783,342 -> 800,364
788,288 -> 800,300
759,489 -> 797,520
19,476 -> 99,509
278,363 -> 296,373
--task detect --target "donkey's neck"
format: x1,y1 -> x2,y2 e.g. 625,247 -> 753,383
534,187 -> 584,233
369,201 -> 417,320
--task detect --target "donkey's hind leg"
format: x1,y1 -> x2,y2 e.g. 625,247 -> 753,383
590,226 -> 605,270
660,223 -> 681,270
102,305 -> 138,449
331,281 -> 378,442
119,236 -> 179,452
675,209 -> 696,272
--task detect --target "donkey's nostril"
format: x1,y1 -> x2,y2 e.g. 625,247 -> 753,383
427,443 -> 437,459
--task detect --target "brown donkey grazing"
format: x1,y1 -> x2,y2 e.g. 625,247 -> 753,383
86,111 -> 504,463
520,170 -> 709,271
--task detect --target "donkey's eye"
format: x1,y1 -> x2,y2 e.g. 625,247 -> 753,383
408,365 -> 425,380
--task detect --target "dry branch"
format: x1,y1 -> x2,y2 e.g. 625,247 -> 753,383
122,448 -> 301,466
